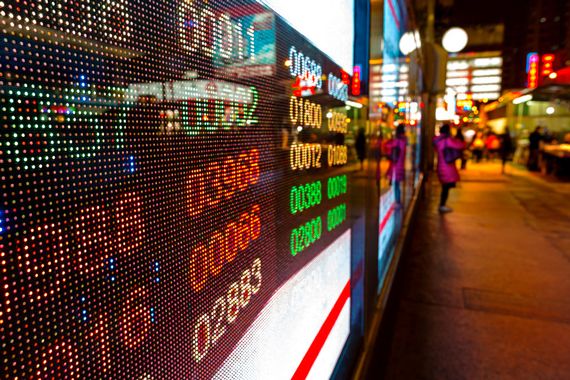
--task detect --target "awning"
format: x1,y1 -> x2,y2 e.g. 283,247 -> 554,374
533,67 -> 570,101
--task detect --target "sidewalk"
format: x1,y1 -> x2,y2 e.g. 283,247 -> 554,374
384,162 -> 570,380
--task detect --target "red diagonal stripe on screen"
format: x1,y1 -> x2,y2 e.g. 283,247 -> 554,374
379,203 -> 395,234
387,0 -> 401,29
291,279 -> 351,380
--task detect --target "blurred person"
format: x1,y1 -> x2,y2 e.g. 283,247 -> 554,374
455,126 -> 470,170
499,127 -> 514,174
471,131 -> 485,163
355,127 -> 367,170
527,126 -> 543,171
433,124 -> 465,213
485,132 -> 500,160
564,131 -> 570,144
386,124 -> 407,204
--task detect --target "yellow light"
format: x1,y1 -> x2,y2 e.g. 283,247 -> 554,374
549,72 -> 558,79
284,60 -> 292,67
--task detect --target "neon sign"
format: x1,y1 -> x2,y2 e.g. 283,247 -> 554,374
526,52 -> 539,89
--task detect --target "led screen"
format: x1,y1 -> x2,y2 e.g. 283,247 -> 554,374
257,0 -> 355,72
0,0 -> 356,378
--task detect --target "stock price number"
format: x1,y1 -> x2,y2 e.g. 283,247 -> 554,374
327,174 -> 348,200
290,96 -> 322,129
290,180 -> 322,215
290,143 -> 322,170
327,145 -> 348,166
327,111 -> 348,134
290,217 -> 322,256
327,203 -> 347,232
191,258 -> 262,362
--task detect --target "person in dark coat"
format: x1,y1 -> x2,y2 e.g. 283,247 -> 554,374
499,127 -> 514,174
527,126 -> 543,171
355,127 -> 367,170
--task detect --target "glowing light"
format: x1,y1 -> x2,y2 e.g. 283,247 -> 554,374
289,46 -> 323,89
471,84 -> 501,92
472,69 -> 502,77
191,258 -> 262,362
327,145 -> 348,166
526,53 -> 540,88
290,143 -> 322,170
345,100 -> 363,109
328,73 -> 349,101
290,217 -> 322,256
513,94 -> 533,104
327,203 -> 347,232
188,204 -> 261,292
399,31 -> 421,55
186,149 -> 260,217
290,96 -> 323,128
290,181 -> 322,215
327,175 -> 348,200
352,65 -> 361,96
442,28 -> 468,53
471,76 -> 501,85
328,111 -> 348,134
546,106 -> 555,115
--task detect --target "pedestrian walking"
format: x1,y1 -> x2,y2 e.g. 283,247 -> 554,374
499,127 -> 514,174
433,124 -> 465,213
527,126 -> 543,171
455,126 -> 469,170
485,132 -> 500,160
386,124 -> 407,204
471,131 -> 485,163
355,127 -> 367,171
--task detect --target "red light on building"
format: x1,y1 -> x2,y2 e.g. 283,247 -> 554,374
352,65 -> 361,96
526,53 -> 539,89
541,54 -> 555,77
340,69 -> 350,85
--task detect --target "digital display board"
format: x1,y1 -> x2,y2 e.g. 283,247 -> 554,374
0,0 -> 358,378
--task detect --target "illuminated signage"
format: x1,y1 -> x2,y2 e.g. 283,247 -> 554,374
526,52 -> 539,89
352,65 -> 362,96
1,0 -> 356,378
445,53 -> 503,100
541,54 -> 555,78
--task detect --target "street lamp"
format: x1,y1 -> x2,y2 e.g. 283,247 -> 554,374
442,27 -> 468,53
399,31 -> 421,56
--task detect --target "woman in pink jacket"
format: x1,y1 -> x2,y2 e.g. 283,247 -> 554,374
433,124 -> 465,213
386,124 -> 407,204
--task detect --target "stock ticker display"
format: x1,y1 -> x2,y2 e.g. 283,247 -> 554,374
1,0 -> 355,379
